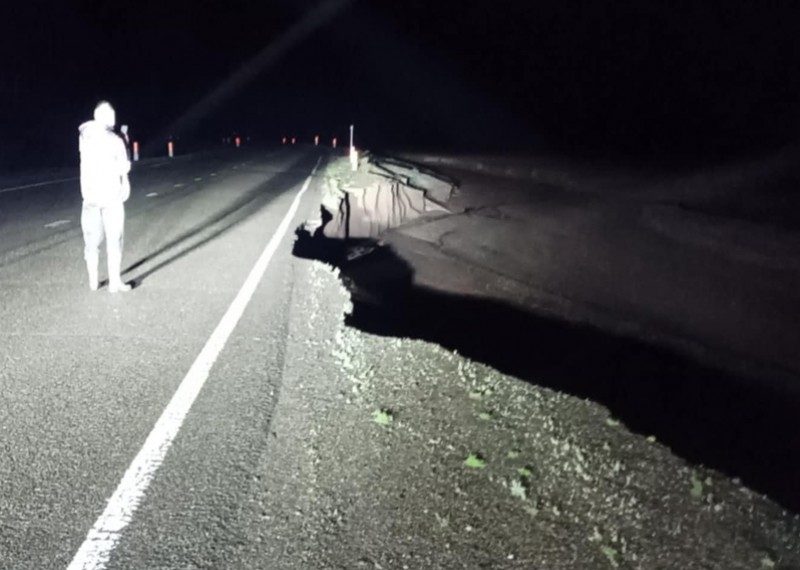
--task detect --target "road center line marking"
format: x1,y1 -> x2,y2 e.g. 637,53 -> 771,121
0,177 -> 79,194
44,219 -> 71,228
68,157 -> 321,570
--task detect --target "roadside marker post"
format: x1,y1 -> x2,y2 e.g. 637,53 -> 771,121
167,141 -> 174,158
349,124 -> 357,171
332,137 -> 337,149
282,136 -> 287,144
291,136 -> 296,145
350,147 -> 358,171
314,134 -> 319,146
132,141 -> 139,162
235,136 -> 241,148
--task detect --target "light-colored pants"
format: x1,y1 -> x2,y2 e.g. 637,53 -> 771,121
81,202 -> 125,260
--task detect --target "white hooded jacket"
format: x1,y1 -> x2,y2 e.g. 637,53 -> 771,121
79,120 -> 131,206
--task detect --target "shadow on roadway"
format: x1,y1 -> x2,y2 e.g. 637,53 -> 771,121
293,228 -> 800,513
124,157 -> 318,286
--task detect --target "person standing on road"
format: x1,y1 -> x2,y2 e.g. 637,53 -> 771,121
78,101 -> 132,292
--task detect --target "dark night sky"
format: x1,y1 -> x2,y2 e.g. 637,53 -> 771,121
2,1 -> 800,169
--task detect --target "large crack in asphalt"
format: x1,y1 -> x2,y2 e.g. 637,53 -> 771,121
293,227 -> 800,515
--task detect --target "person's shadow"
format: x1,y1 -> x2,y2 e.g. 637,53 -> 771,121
122,158 -> 317,287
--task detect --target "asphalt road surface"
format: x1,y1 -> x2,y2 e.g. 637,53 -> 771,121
0,146 -> 326,569
3,147 -> 800,570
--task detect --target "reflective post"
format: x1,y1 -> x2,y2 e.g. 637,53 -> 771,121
132,141 -> 139,162
349,124 -> 357,170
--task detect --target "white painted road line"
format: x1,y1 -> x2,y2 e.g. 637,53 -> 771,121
0,177 -> 79,194
0,154 -> 207,195
68,157 -> 321,570
145,192 -> 158,198
44,219 -> 71,228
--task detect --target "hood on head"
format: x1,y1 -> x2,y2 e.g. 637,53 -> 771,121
94,101 -> 116,128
